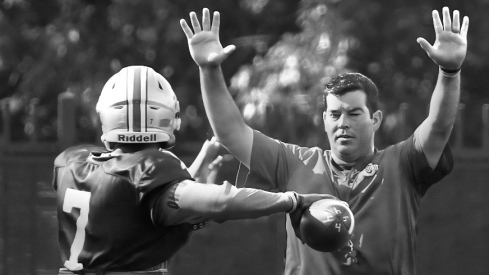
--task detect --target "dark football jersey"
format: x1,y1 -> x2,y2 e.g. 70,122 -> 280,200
53,145 -> 193,272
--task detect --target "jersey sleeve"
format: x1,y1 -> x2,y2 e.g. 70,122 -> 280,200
134,150 -> 194,204
234,130 -> 287,192
399,134 -> 454,194
151,180 -> 293,226
52,144 -> 106,190
237,130 -> 314,192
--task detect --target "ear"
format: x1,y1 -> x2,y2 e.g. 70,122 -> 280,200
322,111 -> 328,131
372,110 -> 383,131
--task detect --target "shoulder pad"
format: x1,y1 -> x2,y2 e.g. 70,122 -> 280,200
55,144 -> 106,167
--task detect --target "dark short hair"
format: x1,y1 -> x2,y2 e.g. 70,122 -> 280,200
323,73 -> 379,117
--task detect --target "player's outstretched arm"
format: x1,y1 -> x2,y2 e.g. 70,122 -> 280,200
155,180 -> 338,227
181,8 -> 253,168
415,7 -> 469,169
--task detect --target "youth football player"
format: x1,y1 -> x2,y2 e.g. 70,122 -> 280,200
53,65 -> 337,274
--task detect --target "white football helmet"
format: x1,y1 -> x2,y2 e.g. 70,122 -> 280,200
96,66 -> 181,150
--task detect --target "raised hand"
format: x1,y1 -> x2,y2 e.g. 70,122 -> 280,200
180,8 -> 236,68
417,7 -> 469,70
188,137 -> 232,184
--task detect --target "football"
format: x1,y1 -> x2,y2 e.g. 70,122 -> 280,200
300,198 -> 355,252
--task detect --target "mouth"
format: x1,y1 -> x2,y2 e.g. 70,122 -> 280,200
336,134 -> 354,140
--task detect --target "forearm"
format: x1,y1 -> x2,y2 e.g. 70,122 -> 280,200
200,66 -> 245,140
416,68 -> 461,168
425,68 -> 461,132
187,139 -> 210,178
176,180 -> 293,222
199,66 -> 252,166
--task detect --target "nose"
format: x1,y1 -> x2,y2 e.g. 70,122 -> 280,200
337,114 -> 350,129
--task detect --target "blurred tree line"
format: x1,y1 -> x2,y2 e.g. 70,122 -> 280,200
0,0 -> 487,149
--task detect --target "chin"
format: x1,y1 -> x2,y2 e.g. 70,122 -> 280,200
334,144 -> 357,156
335,147 -> 353,156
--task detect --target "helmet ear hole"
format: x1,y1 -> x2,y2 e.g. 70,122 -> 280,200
174,118 -> 181,131
173,112 -> 181,131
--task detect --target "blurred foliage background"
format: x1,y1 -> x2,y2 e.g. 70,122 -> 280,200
0,0 -> 487,149
1,1 -> 488,274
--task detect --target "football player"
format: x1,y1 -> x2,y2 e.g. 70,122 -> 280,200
53,66 -> 337,274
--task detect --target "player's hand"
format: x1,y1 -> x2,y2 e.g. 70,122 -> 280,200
189,137 -> 232,183
180,8 -> 236,68
289,193 -> 345,243
417,7 -> 469,70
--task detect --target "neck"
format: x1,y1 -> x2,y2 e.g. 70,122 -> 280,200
332,148 -> 375,171
331,153 -> 355,169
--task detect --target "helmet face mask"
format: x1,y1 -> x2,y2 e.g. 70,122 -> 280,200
96,66 -> 181,150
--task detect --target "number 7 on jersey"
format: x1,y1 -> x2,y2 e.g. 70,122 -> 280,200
63,188 -> 91,271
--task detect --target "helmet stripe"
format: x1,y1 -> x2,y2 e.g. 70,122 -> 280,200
126,67 -> 134,131
125,68 -> 130,131
132,67 -> 142,132
141,67 -> 148,132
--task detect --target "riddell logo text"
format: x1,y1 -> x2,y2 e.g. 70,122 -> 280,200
118,134 -> 157,142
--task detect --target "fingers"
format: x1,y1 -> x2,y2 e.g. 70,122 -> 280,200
432,10 -> 443,34
180,19 -> 194,39
434,7 -> 468,37
211,11 -> 220,35
181,8 -> 221,39
190,11 -> 202,34
208,136 -> 221,151
452,10 -> 460,33
209,136 -> 219,145
202,8 -> 211,31
460,16 -> 469,39
416,37 -> 433,55
207,45 -> 236,63
442,7 -> 451,31
208,155 -> 223,170
223,45 -> 236,55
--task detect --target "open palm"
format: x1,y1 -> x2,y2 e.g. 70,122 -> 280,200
180,8 -> 235,67
417,7 -> 469,70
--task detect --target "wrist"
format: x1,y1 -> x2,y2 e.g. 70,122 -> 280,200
440,66 -> 461,77
199,65 -> 222,76
199,62 -> 221,70
285,192 -> 299,213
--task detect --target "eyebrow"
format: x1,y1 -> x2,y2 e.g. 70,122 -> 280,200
329,107 -> 364,113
